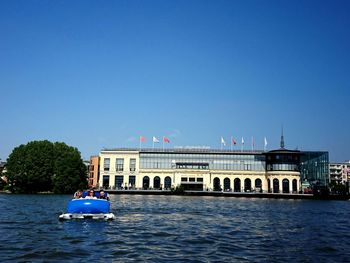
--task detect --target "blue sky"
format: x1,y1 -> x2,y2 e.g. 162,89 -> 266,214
1,0 -> 349,162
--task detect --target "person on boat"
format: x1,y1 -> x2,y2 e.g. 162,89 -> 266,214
73,190 -> 83,199
99,190 -> 110,201
85,189 -> 97,199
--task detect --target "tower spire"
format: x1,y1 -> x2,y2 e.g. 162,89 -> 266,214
280,125 -> 285,149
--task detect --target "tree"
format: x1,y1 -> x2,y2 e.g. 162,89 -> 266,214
6,140 -> 87,194
51,142 -> 87,194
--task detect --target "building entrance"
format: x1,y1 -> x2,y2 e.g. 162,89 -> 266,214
181,183 -> 203,191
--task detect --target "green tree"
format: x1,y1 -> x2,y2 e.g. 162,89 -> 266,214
52,142 -> 87,194
6,140 -> 87,194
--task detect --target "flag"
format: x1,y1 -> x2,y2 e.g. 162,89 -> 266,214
264,137 -> 268,147
139,136 -> 145,150
241,137 -> 244,144
221,137 -> 226,146
163,137 -> 170,143
152,136 -> 159,143
232,137 -> 237,145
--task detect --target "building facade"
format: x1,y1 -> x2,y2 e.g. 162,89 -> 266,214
98,146 -> 329,194
329,161 -> 350,185
88,156 -> 100,188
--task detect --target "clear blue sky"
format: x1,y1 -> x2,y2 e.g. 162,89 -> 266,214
1,0 -> 349,162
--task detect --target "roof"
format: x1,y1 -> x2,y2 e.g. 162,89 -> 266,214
101,147 -> 264,155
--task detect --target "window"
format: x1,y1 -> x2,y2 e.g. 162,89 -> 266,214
181,177 -> 188,182
115,175 -> 123,188
197,178 -> 203,182
164,176 -> 172,189
104,158 -> 110,171
189,177 -> 195,182
176,162 -> 209,169
116,158 -> 124,171
129,176 -> 136,188
130,158 -> 136,172
103,175 -> 109,188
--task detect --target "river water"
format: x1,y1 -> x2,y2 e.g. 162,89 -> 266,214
0,194 -> 349,262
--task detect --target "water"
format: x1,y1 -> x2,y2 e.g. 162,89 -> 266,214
0,194 -> 350,262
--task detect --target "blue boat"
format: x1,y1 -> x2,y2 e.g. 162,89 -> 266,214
59,198 -> 115,220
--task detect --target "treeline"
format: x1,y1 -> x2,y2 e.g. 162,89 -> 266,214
5,140 -> 87,194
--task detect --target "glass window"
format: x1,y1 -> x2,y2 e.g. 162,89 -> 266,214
115,175 -> 123,188
129,176 -> 136,188
164,176 -> 172,189
116,158 -> 124,171
130,158 -> 136,171
103,158 -> 110,171
103,175 -> 109,188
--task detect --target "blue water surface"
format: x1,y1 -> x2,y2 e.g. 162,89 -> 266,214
0,194 -> 349,262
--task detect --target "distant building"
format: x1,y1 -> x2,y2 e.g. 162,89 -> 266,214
0,161 -> 7,183
97,135 -> 329,193
0,161 -> 6,174
329,161 -> 350,185
89,156 -> 100,188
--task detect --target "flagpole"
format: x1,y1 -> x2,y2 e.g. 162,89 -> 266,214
162,136 -> 164,151
139,137 -> 141,151
230,136 -> 233,151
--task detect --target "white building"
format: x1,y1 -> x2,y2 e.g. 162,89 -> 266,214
329,161 -> 350,185
97,146 -> 329,194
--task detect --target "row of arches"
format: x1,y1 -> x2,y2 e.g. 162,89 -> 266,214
140,176 -> 298,193
268,178 -> 298,193
213,177 -> 298,193
142,176 -> 172,190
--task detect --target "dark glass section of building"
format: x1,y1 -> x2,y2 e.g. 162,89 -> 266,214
300,151 -> 329,187
176,162 -> 209,169
265,149 -> 301,172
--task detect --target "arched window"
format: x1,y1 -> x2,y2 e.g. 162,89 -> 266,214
273,178 -> 279,193
213,177 -> 221,191
282,179 -> 290,193
244,178 -> 251,192
143,176 -> 150,190
255,178 -> 262,192
223,178 -> 231,191
154,176 -> 161,189
292,179 -> 298,193
234,178 -> 241,192
164,176 -> 171,190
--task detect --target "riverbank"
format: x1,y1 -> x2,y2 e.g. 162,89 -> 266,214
105,189 -> 349,200
1,189 -> 348,200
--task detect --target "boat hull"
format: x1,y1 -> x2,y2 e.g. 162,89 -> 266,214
59,212 -> 115,221
59,199 -> 115,220
67,199 -> 110,214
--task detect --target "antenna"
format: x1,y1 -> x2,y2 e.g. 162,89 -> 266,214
280,125 -> 285,149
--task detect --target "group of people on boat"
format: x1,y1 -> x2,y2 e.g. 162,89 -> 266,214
73,189 -> 110,201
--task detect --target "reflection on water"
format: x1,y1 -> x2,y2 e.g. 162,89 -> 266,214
0,194 -> 350,262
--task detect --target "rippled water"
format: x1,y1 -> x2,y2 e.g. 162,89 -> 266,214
0,194 -> 350,262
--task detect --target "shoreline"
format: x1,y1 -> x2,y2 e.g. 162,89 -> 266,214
105,189 -> 349,200
1,189 -> 348,200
